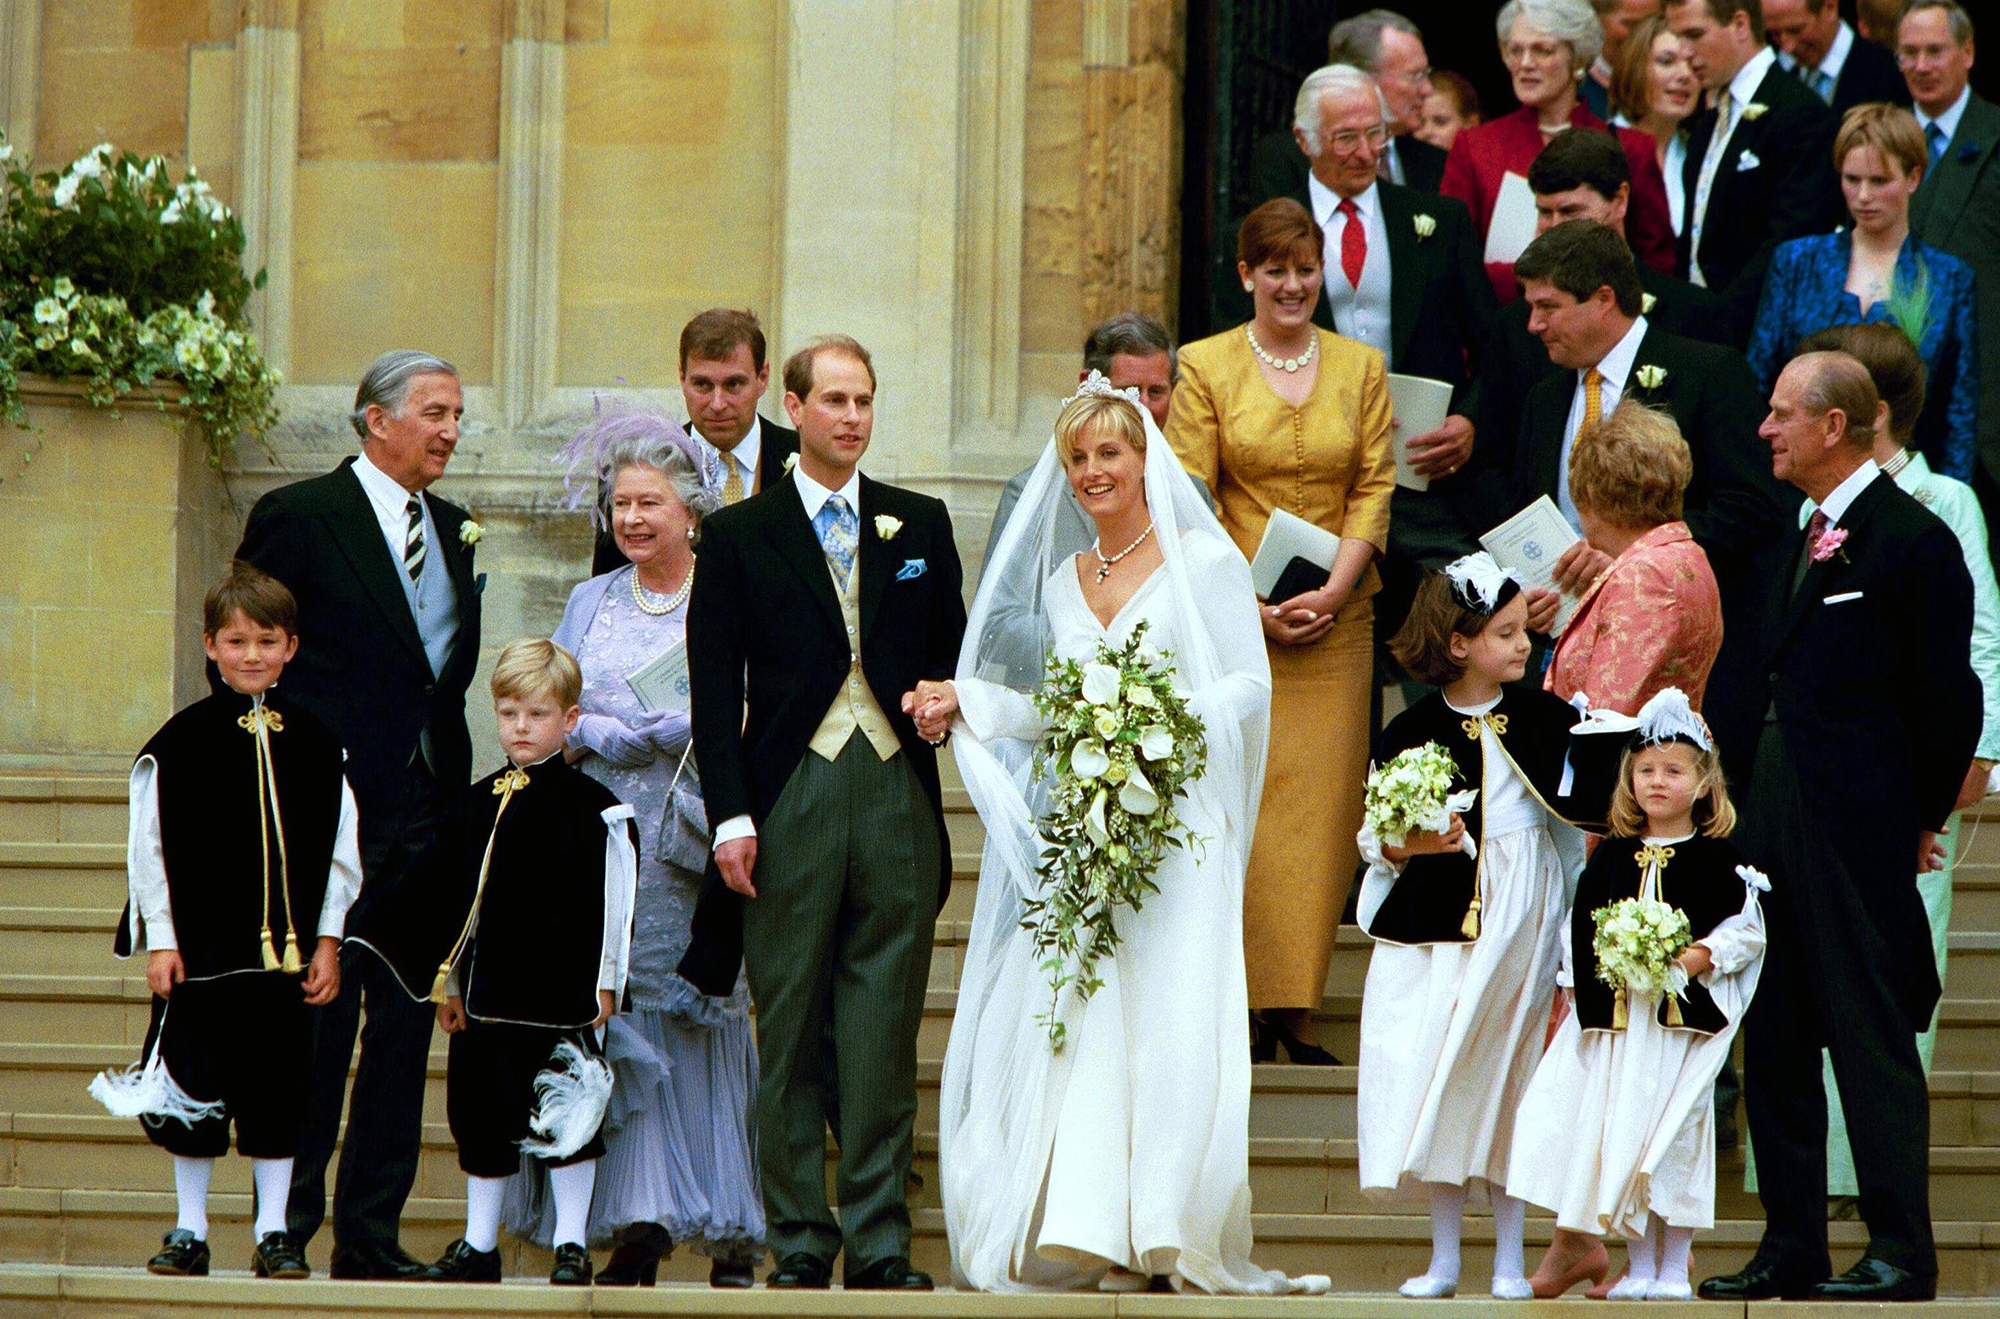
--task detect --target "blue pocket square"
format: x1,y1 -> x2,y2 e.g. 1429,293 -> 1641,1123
475,571 -> 488,595
896,558 -> 928,581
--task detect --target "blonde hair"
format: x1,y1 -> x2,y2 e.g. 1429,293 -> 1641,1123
1055,392 -> 1148,465
1569,399 -> 1693,528
1834,102 -> 1928,181
490,637 -> 583,708
1607,740 -> 1737,838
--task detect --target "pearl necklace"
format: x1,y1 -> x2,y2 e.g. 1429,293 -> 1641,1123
631,563 -> 692,616
1091,521 -> 1155,584
1246,323 -> 1316,373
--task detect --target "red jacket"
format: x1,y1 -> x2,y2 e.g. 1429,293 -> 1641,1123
1441,104 -> 1677,303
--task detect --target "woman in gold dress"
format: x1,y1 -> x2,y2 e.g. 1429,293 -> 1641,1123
1167,197 -> 1394,1063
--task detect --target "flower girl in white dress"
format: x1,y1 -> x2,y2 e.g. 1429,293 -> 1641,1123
1508,689 -> 1767,1300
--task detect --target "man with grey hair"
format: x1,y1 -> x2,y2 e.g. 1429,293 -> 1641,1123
235,349 -> 482,1279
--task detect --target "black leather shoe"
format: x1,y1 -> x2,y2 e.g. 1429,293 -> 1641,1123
251,1230 -> 310,1279
1810,1256 -> 1937,1301
767,1252 -> 833,1288
423,1238 -> 502,1283
550,1242 -> 593,1286
147,1229 -> 210,1277
846,1256 -> 935,1290
330,1240 -> 429,1280
710,1258 -> 757,1287
1698,1254 -> 1822,1301
598,1223 -> 669,1286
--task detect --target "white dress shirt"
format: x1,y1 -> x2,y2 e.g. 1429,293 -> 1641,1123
352,449 -> 431,566
1558,314 -> 1650,529
1816,455 -> 1880,527
694,415 -> 763,496
1916,84 -> 1972,150
711,463 -> 866,851
1309,174 -> 1394,356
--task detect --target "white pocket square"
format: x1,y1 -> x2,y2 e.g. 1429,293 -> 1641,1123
1822,590 -> 1864,605
1737,149 -> 1762,172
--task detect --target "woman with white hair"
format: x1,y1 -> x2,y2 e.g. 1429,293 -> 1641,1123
1442,0 -> 1677,301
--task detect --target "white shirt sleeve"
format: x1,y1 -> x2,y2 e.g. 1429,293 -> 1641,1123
600,804 -> 639,994
125,756 -> 175,953
316,777 -> 363,940
713,813 -> 756,848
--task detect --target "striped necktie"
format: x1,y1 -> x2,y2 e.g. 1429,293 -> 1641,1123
403,496 -> 425,582
1689,93 -> 1739,287
1927,121 -> 1948,165
721,461 -> 744,504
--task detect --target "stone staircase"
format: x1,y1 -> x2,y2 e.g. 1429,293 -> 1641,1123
2,769 -> 1998,1314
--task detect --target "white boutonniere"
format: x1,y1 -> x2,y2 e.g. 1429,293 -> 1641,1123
1641,292 -> 1658,314
1413,213 -> 1437,240
1741,102 -> 1768,121
783,452 -> 798,474
458,519 -> 483,546
875,514 -> 904,541
1634,365 -> 1668,390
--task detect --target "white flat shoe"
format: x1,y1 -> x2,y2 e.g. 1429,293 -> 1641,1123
1492,1275 -> 1534,1299
1096,1267 -> 1148,1293
1607,1276 -> 1655,1299
1648,1280 -> 1694,1299
1400,1274 -> 1459,1298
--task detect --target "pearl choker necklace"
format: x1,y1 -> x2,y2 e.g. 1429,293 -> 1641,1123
1246,323 -> 1316,373
631,565 -> 693,615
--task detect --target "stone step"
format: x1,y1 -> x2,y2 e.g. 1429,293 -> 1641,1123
0,777 -> 127,848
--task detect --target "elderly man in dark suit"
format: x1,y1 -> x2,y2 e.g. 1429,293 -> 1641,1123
1763,0 -> 1910,114
235,350 -> 482,1279
1699,352 -> 1979,1303
1902,1 -> 2000,552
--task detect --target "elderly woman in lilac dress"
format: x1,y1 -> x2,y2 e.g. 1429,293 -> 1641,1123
503,408 -> 764,1286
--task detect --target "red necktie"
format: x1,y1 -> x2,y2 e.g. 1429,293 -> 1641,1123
1805,509 -> 1830,559
1338,198 -> 1366,290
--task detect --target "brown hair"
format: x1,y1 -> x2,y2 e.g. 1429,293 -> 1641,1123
1514,218 -> 1645,316
1430,69 -> 1483,124
1677,0 -> 1764,42
1607,740 -> 1738,837
678,307 -> 766,373
1833,102 -> 1928,180
1390,572 -> 1508,686
1237,197 -> 1326,271
782,334 -> 876,402
489,638 -> 583,708
1797,323 -> 1926,448
1569,400 -> 1694,527
203,560 -> 298,637
1056,392 -> 1148,465
1609,13 -> 1672,122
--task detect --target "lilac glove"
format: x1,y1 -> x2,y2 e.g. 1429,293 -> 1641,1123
571,713 -> 653,767
631,707 -> 691,756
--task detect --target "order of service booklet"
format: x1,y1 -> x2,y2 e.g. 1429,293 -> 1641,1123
1480,495 -> 1585,636
1386,373 -> 1455,492
1250,507 -> 1341,603
629,638 -> 691,713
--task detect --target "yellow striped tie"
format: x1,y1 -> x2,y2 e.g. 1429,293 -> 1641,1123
721,462 -> 744,505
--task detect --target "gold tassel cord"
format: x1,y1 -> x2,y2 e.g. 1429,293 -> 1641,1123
1612,986 -> 1628,1029
1634,843 -> 1677,872
237,705 -> 298,972
1460,892 -> 1481,939
1459,712 -> 1510,741
429,768 -> 531,1004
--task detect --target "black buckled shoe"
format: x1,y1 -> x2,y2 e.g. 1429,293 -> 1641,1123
549,1242 -> 593,1286
1697,1254 -> 1822,1301
147,1229 -> 210,1276
251,1230 -> 310,1279
329,1240 -> 428,1280
1810,1256 -> 1937,1301
710,1257 -> 758,1288
846,1256 -> 935,1290
767,1251 -> 833,1288
597,1223 -> 670,1287
423,1238 -> 502,1282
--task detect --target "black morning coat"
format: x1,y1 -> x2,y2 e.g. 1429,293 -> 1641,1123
1571,833 -> 1750,1035
674,473 -> 967,996
1364,686 -> 1620,947
114,690 -> 345,981
355,755 -> 634,1029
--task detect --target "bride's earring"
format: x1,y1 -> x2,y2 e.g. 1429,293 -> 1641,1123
1243,282 -> 1255,292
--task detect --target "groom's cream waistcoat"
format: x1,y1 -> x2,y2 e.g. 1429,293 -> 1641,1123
809,553 -> 900,762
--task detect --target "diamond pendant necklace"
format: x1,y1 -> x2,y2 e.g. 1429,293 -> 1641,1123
1091,521 -> 1155,584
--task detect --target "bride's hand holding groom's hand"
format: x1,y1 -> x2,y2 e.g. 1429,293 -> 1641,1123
903,680 -> 958,743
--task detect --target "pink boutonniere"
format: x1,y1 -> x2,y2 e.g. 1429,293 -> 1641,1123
1810,526 -> 1848,563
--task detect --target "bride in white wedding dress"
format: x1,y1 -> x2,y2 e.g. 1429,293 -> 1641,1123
912,379 -> 1328,1295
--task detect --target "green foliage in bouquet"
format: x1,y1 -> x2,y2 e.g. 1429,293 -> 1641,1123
1591,895 -> 1692,997
1363,741 -> 1463,848
1025,621 -> 1208,1051
0,135 -> 280,468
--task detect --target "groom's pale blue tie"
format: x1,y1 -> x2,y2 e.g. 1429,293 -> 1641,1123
814,494 -> 859,592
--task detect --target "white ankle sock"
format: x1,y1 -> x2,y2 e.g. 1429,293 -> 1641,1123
464,1175 -> 507,1253
1658,1225 -> 1695,1286
251,1158 -> 292,1238
548,1159 -> 597,1249
1420,1181 -> 1466,1285
1627,1214 -> 1663,1283
172,1156 -> 213,1239
1490,1190 -> 1527,1283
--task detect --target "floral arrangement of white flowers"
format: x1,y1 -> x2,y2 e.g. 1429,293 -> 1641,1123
0,134 -> 279,470
1025,620 -> 1207,1051
1592,895 -> 1692,1000
1364,742 -> 1476,850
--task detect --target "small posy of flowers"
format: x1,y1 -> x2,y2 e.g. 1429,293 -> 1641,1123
1592,895 -> 1692,997
1364,741 -> 1475,849
1641,293 -> 1658,314
782,452 -> 798,474
459,519 -> 483,546
874,514 -> 902,540
1741,102 -> 1768,121
1633,365 -> 1667,390
1810,525 -> 1849,563
1413,213 -> 1436,240
1025,620 -> 1207,1051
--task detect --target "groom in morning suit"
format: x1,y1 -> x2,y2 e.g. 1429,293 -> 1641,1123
687,335 -> 966,1290
1700,352 -> 1979,1303
233,351 -> 482,1278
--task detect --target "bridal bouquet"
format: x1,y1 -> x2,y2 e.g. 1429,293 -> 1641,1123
1364,742 -> 1476,850
1592,896 -> 1693,997
1026,621 -> 1206,1050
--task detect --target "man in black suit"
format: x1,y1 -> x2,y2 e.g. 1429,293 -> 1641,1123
1903,1 -> 2000,552
1250,9 -> 1447,205
1764,0 -> 1910,114
1511,222 -> 1787,786
235,350 -> 482,1279
1667,0 -> 1842,339
1699,351 -> 1979,1303
687,336 -> 964,1291
590,307 -> 800,574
